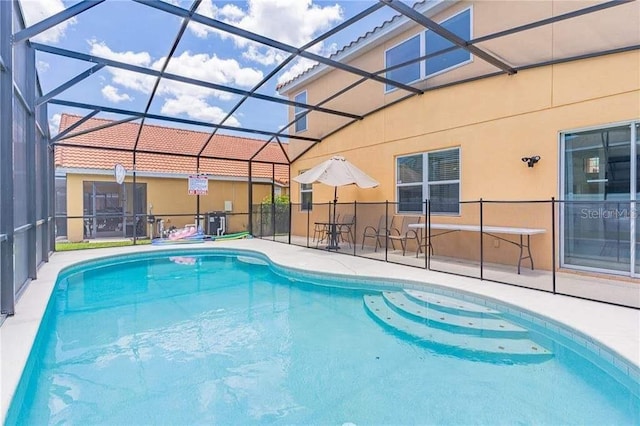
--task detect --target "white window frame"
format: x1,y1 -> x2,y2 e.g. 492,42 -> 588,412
384,34 -> 424,92
396,147 -> 461,215
384,7 -> 473,94
299,170 -> 312,211
294,90 -> 307,133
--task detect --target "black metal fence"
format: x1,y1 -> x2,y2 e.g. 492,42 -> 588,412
253,199 -> 639,309
54,200 -> 639,309
55,210 -> 251,241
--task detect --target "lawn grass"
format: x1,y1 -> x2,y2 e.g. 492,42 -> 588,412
55,239 -> 152,251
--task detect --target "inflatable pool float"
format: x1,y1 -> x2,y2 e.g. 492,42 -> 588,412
210,231 -> 251,241
151,237 -> 205,245
151,231 -> 250,245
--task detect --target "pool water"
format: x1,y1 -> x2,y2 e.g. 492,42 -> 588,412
7,251 -> 640,425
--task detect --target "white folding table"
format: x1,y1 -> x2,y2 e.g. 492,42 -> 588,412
409,223 -> 546,274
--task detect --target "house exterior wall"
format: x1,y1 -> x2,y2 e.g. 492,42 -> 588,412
286,49 -> 640,270
65,173 -> 277,241
284,0 -> 638,143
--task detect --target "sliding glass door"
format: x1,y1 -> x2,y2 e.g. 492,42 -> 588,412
562,122 -> 638,275
83,181 -> 147,239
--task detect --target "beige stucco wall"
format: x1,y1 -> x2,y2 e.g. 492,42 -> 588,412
288,50 -> 640,269
284,0 -> 639,141
65,174 -> 279,241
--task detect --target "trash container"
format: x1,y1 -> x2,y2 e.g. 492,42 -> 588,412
206,211 -> 226,236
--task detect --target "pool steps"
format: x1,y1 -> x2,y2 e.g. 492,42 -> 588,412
382,291 -> 528,339
403,289 -> 501,318
364,290 -> 553,362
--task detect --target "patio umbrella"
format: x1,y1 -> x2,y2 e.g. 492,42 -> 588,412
293,156 -> 379,248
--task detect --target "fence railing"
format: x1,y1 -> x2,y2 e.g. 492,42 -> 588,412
253,199 -> 639,309
53,201 -> 638,308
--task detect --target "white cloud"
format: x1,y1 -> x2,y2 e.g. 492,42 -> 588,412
161,95 -> 240,126
36,60 -> 49,73
88,40 -> 256,125
89,40 -> 153,68
189,0 -> 342,72
189,0 -> 219,38
190,0 -> 342,46
218,4 -> 245,20
242,44 -> 285,66
49,113 -> 61,136
19,0 -> 77,43
165,51 -> 263,88
101,85 -> 133,103
187,0 -> 343,84
88,40 -> 156,94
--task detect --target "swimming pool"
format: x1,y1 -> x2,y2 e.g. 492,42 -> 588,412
6,249 -> 640,424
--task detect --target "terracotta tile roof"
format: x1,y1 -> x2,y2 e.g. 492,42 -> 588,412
276,1 -> 427,92
55,114 -> 290,185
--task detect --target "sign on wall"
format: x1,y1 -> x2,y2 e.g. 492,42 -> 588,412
188,175 -> 208,195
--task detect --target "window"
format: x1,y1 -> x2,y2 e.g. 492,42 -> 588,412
385,35 -> 421,91
294,91 -> 307,133
425,9 -> 471,76
384,8 -> 472,92
300,170 -> 312,210
396,148 -> 460,214
397,155 -> 423,212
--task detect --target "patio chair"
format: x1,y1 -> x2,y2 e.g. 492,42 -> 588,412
387,215 -> 422,256
361,214 -> 396,252
337,214 -> 355,248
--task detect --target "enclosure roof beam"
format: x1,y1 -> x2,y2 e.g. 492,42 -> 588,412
380,0 -> 517,75
273,136 -> 291,164
36,64 -> 104,106
48,98 -> 321,142
56,116 -> 140,142
133,0 -> 202,154
197,2 -> 385,157
31,43 -> 361,121
249,139 -> 273,162
13,0 -> 105,43
319,44 -> 640,147
133,0 -> 423,95
51,109 -> 99,143
516,44 -> 640,71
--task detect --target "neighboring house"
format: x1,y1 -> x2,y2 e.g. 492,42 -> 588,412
278,1 -> 640,277
55,114 -> 289,241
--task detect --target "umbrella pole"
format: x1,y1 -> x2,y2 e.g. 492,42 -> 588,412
329,186 -> 339,250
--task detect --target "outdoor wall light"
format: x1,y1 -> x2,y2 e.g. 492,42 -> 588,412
521,155 -> 541,168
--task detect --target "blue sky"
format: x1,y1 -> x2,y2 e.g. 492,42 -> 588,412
19,0 -> 401,139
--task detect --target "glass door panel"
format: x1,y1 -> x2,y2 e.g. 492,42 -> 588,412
93,182 -> 124,238
124,183 -> 147,237
563,125 -> 631,272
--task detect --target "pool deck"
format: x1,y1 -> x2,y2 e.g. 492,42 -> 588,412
2,238 -> 639,421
